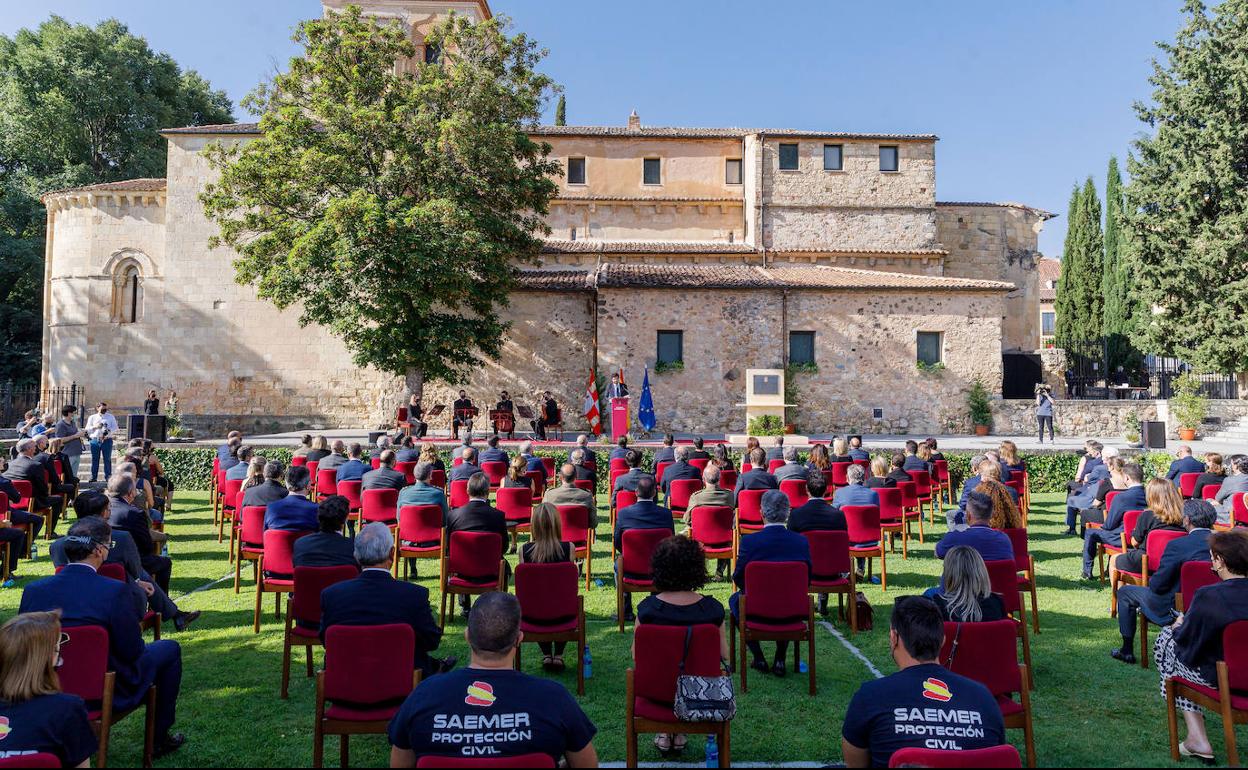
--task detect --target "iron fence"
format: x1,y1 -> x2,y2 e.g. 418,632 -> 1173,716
1055,339 -> 1238,400
0,382 -> 86,429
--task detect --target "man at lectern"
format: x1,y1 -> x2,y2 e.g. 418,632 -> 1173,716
607,373 -> 629,399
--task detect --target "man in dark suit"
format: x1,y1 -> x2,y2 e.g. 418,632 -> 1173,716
449,447 -> 483,482
334,443 -> 369,483
613,476 -> 674,621
575,434 -> 599,469
216,431 -> 241,464
902,440 -> 926,472
1167,446 -> 1208,486
106,473 -> 171,592
885,454 -> 912,484
264,466 -> 319,532
532,391 -> 558,440
734,446 -> 779,500
611,449 -> 654,508
445,473 -> 509,617
240,461 -> 289,509
606,373 -> 628,400
569,448 -> 596,483
765,437 -> 785,464
452,390 -> 476,435
294,495 -> 358,569
395,435 -> 422,464
494,391 -> 515,438
774,445 -> 809,483
5,438 -> 61,536
788,472 -> 846,534
478,435 -> 509,465
653,435 -> 676,466
0,474 -> 28,578
319,523 -> 452,676
318,440 -> 349,472
848,436 -> 870,462
661,445 -> 700,501
609,436 -> 631,462
731,490 -> 812,676
1081,463 -> 1148,579
362,450 -> 406,492
1112,500 -> 1217,664
20,517 -> 186,757
517,441 -> 548,484
689,436 -> 711,461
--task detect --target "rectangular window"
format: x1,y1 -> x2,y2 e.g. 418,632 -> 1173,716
779,143 -> 799,170
789,331 -> 816,366
879,145 -> 899,172
423,43 -> 441,64
916,331 -> 943,366
725,158 -> 743,185
643,158 -> 662,185
567,157 -> 586,185
1042,312 -> 1056,336
657,330 -> 684,365
823,144 -> 843,171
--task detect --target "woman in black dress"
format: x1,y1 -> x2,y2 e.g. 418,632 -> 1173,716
1114,478 -> 1185,578
520,503 -> 574,671
305,435 -> 332,464
503,456 -> 531,490
143,390 -> 160,416
932,546 -> 1006,623
1191,453 -> 1227,501
636,535 -> 728,754
864,456 -> 895,489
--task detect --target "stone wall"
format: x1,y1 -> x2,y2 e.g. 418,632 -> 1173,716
990,398 -> 1248,440
544,136 -> 744,202
546,200 -> 742,243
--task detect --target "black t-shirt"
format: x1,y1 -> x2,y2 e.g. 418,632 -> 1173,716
637,595 -> 725,627
520,542 -> 572,564
932,593 -> 1007,623
842,663 -> 1005,768
0,693 -> 98,767
388,668 -> 596,763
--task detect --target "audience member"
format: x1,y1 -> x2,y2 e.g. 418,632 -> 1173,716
957,455 -> 1020,530
1081,463 -> 1148,580
661,445 -> 700,500
935,492 -> 1013,564
1215,454 -> 1248,525
1074,455 -> 1126,536
449,447 -> 481,482
848,436 -> 870,462
806,443 -> 832,472
1191,453 -> 1226,500
519,502 -> 575,670
830,437 -> 853,464
5,438 -> 62,538
689,436 -> 710,461
653,434 -> 676,465
292,496 -> 358,569
774,445 -> 808,483
999,440 -> 1026,474
445,474 -> 509,618
973,463 -> 1024,530
885,453 -> 911,484
832,465 -> 879,509
902,440 -> 925,472
241,461 -> 289,509
397,462 -> 448,519
543,465 -> 598,528
333,443 -> 368,483
292,434 -> 314,459
789,471 -> 846,534
765,437 -> 785,463
864,456 -> 894,489
105,474 -> 171,593
263,466 -> 318,532
1166,445 -> 1207,486
733,447 -> 779,506
225,445 -> 255,482
613,476 -> 674,622
318,440 -> 349,472
417,442 -> 444,472
1113,477 -> 1184,579
479,435 -> 509,465
686,465 -> 734,521
611,449 -> 653,508
609,436 -> 630,462
930,547 -> 1006,622
394,436 -> 420,464
502,456 -> 531,490
304,435 -> 331,464
362,450 -> 406,493
576,434 -> 599,468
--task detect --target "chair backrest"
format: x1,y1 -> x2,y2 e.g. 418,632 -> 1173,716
1122,510 -> 1144,539
398,505 -> 444,545
906,469 -> 932,495
0,753 -> 61,769
291,455 -> 308,467
223,478 -> 245,510
573,479 -> 595,494
853,458 -> 871,475
767,459 -> 785,474
1178,561 -> 1218,612
1145,528 -> 1189,572
938,619 -> 1022,698
10,479 -> 32,509
337,479 -> 364,509
831,462 -> 853,486
737,489 -> 767,526
1202,483 -> 1222,501
621,527 -> 670,575
689,506 -> 734,548
1236,492 -> 1248,527
985,559 -> 1022,614
449,479 -> 470,509
262,529 -> 309,576
689,458 -> 709,471
1105,489 -> 1121,513
317,468 -> 338,498
803,530 -> 851,580
306,460 -> 320,486
555,505 -> 592,545
669,478 -> 704,508
632,624 -> 722,705
719,468 -> 738,489
1005,479 -> 1025,503
876,486 -> 904,522
616,489 -> 638,511
524,470 -> 546,497
889,746 -> 1022,769
292,565 -> 360,625
241,506 -> 266,547
1180,472 -> 1201,498
609,458 -> 629,472
452,456 -> 464,467
932,459 -> 950,482
396,461 -> 417,484
370,457 -> 382,470
655,461 -> 673,484
323,623 -> 415,705
1003,528 -> 1030,573
495,486 -> 533,523
741,462 -> 753,473
56,624 -> 110,702
779,478 -> 809,508
1221,621 -> 1248,693
447,531 -> 503,578
361,488 -> 399,523
480,461 -> 508,486
743,561 -> 810,620
895,480 -> 918,512
396,406 -> 409,423
843,505 -> 881,543
515,561 -> 579,623
429,468 -> 447,489
609,468 -> 627,493
416,755 -> 554,769
540,457 -> 556,477
98,562 -> 126,583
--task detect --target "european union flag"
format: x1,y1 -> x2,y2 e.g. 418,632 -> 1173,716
638,366 -> 657,433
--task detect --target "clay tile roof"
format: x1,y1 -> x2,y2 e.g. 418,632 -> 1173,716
553,195 -> 742,204
42,178 -> 167,199
161,122 -> 259,135
542,239 -> 756,255
530,125 -> 937,141
596,263 -> 1013,292
1037,256 -> 1061,301
936,201 -> 1058,220
514,269 -> 594,291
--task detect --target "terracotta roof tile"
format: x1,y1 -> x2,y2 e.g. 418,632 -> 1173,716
161,122 -> 258,135
514,270 -> 594,291
42,178 -> 167,198
554,195 -> 742,204
542,239 -> 756,254
937,201 -> 1057,220
596,263 -> 1013,292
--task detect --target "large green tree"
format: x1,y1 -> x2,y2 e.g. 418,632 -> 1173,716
1054,178 -> 1105,343
1102,156 -> 1140,369
0,16 -> 232,380
555,94 -> 567,126
1125,0 -> 1248,373
201,8 -> 561,399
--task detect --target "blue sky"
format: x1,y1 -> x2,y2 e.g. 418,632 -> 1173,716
1,0 -> 1189,257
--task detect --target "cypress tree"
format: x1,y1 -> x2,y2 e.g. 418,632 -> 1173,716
1054,179 -> 1105,343
1102,156 -> 1136,368
555,94 -> 566,126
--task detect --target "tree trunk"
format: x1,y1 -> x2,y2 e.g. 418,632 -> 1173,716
405,367 -> 425,401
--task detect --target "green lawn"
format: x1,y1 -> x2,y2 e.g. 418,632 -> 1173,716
0,490 -> 1235,767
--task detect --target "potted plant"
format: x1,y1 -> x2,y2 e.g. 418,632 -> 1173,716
967,379 -> 993,436
1123,411 -> 1142,448
1170,371 -> 1209,441
748,415 -> 786,437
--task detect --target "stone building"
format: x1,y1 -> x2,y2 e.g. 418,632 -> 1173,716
1037,256 -> 1060,348
39,0 -> 1054,436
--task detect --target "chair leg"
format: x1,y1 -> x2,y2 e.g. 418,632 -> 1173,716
616,584 -> 624,634
1223,695 -> 1240,767
625,719 -> 638,770
1029,559 -> 1041,634
233,554 -> 242,594
281,626 -> 292,699
306,643 -> 314,678
880,550 -> 888,592
1166,679 -> 1181,761
313,674 -> 325,768
1140,614 -> 1150,669
439,585 -> 448,629
807,615 -> 817,696
340,735 -> 349,768
254,582 -> 263,634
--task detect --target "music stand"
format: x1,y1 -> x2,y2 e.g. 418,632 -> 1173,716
490,409 -> 516,439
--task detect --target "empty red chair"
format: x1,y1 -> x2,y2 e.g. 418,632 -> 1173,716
831,462 -> 853,488
314,623 -> 419,768
393,505 -> 444,580
731,561 -> 816,694
719,468 -> 738,489
803,529 -> 856,633
396,461 -> 417,484
452,456 -> 463,467
779,478 -> 809,509
234,506 -> 267,593
515,561 -> 586,694
1233,493 -> 1248,528
1180,472 -> 1201,499
429,468 -> 447,490
525,469 -> 547,498
217,478 -> 245,543
655,461 -> 673,485
282,565 -> 360,698
985,559 -> 1035,689
882,484 -> 913,557
890,746 -> 1022,768
480,461 -> 508,488
417,755 -> 554,768
906,469 -> 936,528
616,528 -> 670,632
316,468 -> 338,504
1165,620 -> 1248,766
932,459 -> 951,506
360,488 -> 399,526
291,455 -> 308,467
439,531 -> 507,627
1004,528 -> 1041,634
844,505 -> 887,589
1112,527 -> 1187,622
556,504 -> 595,590
937,620 -> 1036,767
496,486 -> 534,548
626,624 -> 731,768
57,624 -> 155,768
767,458 -> 785,474
448,479 -> 470,509
540,457 -> 556,477
668,478 -> 704,515
689,505 -> 736,575
336,480 -> 364,522
255,529 -> 312,633
737,489 -> 767,536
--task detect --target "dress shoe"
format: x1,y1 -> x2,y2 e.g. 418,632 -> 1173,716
153,733 -> 186,758
771,661 -> 787,678
1110,648 -> 1136,665
751,659 -> 770,674
173,610 -> 201,632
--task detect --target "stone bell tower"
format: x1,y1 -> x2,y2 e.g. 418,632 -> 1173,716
321,1 -> 492,71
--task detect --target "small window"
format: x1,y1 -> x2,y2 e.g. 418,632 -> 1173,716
1041,312 -> 1056,336
879,145 -> 899,172
643,158 -> 662,185
778,143 -> 799,170
823,144 -> 843,171
789,331 -> 816,366
916,331 -> 943,366
567,157 -> 586,185
423,43 -> 441,64
725,159 -> 743,185
111,259 -> 144,324
657,330 -> 683,365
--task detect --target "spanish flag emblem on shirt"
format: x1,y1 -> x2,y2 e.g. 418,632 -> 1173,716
465,681 -> 496,707
922,677 -> 953,703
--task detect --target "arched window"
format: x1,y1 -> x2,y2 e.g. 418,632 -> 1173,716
111,260 -> 144,324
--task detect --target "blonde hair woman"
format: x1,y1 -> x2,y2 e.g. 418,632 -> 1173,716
1114,478 -> 1185,579
519,503 -> 573,670
0,611 -> 98,767
242,456 -> 267,490
999,440 -> 1025,473
831,437 -> 851,462
503,456 -> 531,489
934,547 -> 1006,623
865,455 -> 894,488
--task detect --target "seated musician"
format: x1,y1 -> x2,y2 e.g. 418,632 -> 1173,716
406,395 -> 428,439
452,390 -> 476,436
531,391 -> 559,441
494,391 -> 516,439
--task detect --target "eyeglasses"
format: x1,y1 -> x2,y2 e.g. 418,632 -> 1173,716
55,632 -> 69,668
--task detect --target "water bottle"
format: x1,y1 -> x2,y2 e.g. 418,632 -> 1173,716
30,543 -> 37,560
582,644 -> 592,680
594,579 -> 604,588
798,660 -> 808,673
705,736 -> 718,768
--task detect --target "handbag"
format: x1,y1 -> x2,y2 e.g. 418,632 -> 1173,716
673,626 -> 736,722
854,592 -> 874,631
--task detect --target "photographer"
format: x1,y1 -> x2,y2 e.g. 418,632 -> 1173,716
1036,384 -> 1055,443
85,402 -> 119,483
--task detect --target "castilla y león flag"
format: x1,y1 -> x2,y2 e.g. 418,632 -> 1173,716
583,370 -> 603,435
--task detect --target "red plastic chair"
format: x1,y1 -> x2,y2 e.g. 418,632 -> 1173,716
938,620 -> 1036,767
767,459 -> 785,475
668,478 -> 704,516
779,478 -> 809,509
395,461 -> 417,485
689,506 -> 736,575
515,561 -> 586,694
58,624 -> 156,768
609,468 -> 627,498
719,468 -> 738,490
234,506 -> 267,593
1202,483 -> 1223,502
336,480 -> 364,523
1166,620 -> 1248,766
429,468 -> 447,490
0,754 -> 60,768
932,459 -> 951,506
906,469 -> 937,527
1180,472 -> 1201,499
616,527 -> 671,633
844,504 -> 887,589
282,565 -> 360,698
497,486 -> 534,550
627,624 -> 731,768
1004,528 -> 1041,634
481,461 -> 508,489
360,488 -> 399,526
985,559 -> 1035,690
314,623 -> 419,768
890,746 -> 1022,768
448,479 -> 470,509
255,529 -> 312,633
291,456 -> 308,467
1098,510 -> 1144,581
803,529 -> 856,633
439,531 -> 507,627
1112,527 -> 1187,622
393,505 -> 445,580
736,489 -> 767,536
731,560 -> 816,694
316,468 -> 338,504
555,504 -> 595,590
417,756 -> 554,768
831,462 -> 853,488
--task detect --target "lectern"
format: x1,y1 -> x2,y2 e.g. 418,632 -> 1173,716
610,397 -> 630,442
